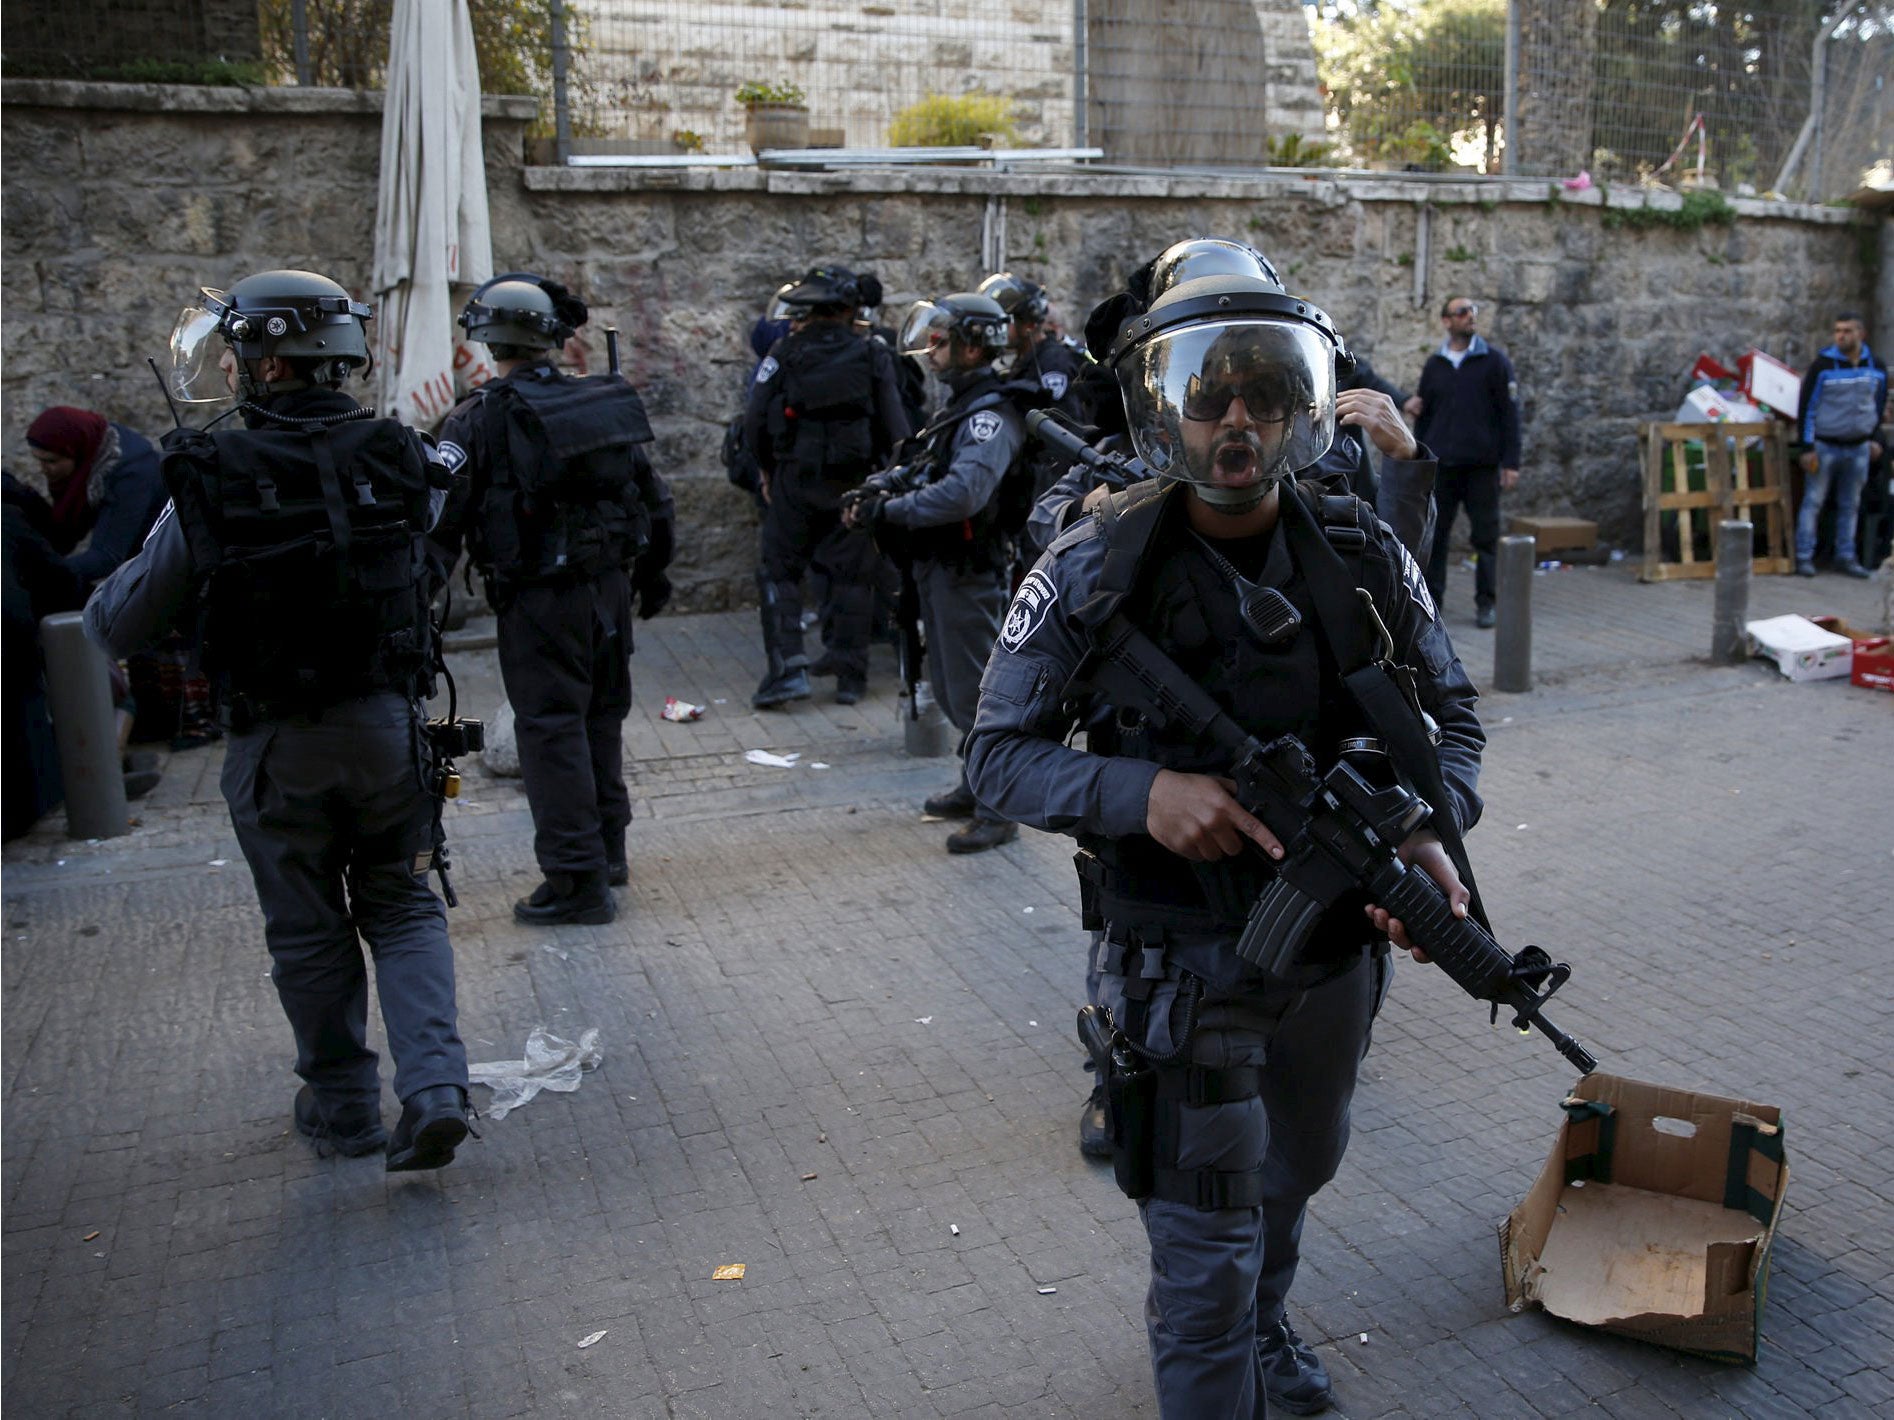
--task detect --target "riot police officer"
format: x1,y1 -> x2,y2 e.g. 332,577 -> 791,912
745,266 -> 910,707
435,273 -> 675,925
965,253 -> 1485,1414
845,291 -> 1026,854
978,271 -> 1086,422
84,269 -> 473,1172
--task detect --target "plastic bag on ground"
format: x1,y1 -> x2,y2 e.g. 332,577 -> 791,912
468,1026 -> 602,1120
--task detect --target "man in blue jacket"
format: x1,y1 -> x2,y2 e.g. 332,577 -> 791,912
1794,311 -> 1888,578
1404,297 -> 1521,628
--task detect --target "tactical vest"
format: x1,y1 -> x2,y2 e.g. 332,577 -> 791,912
773,327 -> 878,486
476,370 -> 656,591
907,373 -> 1041,569
161,416 -> 439,726
1074,480 -> 1396,959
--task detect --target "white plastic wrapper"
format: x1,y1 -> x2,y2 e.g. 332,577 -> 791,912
468,1027 -> 602,1120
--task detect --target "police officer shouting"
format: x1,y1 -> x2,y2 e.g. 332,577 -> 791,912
436,274 -> 675,925
745,266 -> 910,707
965,255 -> 1484,1414
845,292 -> 1026,855
85,270 -> 473,1172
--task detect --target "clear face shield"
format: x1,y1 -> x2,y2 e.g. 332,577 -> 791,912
1115,319 -> 1336,502
898,301 -> 956,368
167,298 -> 236,407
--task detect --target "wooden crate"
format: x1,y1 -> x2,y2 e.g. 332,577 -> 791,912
1639,422 -> 1794,582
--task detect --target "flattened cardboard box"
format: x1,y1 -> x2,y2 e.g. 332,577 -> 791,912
1499,1073 -> 1787,1363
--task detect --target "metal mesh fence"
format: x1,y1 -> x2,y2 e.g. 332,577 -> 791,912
10,2 -> 1881,201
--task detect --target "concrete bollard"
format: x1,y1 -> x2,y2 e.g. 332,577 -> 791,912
39,612 -> 130,838
1492,535 -> 1535,693
1712,520 -> 1754,664
901,682 -> 951,758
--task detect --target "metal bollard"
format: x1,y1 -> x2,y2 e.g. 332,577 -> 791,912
39,612 -> 130,838
1492,535 -> 1535,693
1712,520 -> 1754,664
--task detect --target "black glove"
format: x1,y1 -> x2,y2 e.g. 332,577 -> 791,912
635,571 -> 672,621
846,489 -> 891,527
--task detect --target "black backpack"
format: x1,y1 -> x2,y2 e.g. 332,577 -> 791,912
162,417 -> 441,723
477,372 -> 656,586
775,331 -> 878,480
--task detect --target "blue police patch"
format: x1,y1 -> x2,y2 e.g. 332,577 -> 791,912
1041,371 -> 1069,401
437,440 -> 469,474
1000,569 -> 1058,652
755,356 -> 779,384
968,410 -> 1003,443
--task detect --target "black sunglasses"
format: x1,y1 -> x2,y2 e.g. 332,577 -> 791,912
1445,305 -> 1477,318
1182,371 -> 1299,423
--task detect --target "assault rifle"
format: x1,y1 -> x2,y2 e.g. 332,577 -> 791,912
841,460 -> 931,717
1025,409 -> 1156,496
1085,612 -> 1598,1075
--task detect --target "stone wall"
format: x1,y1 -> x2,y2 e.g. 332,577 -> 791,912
3,80 -> 1881,611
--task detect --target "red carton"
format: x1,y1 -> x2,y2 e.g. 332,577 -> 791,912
1809,617 -> 1893,692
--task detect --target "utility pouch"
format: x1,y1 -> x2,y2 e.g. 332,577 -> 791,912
1107,1049 -> 1157,1201
1078,1003 -> 1156,1201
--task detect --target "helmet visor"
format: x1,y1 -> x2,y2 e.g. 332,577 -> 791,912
167,302 -> 235,406
1116,319 -> 1335,489
898,300 -> 955,360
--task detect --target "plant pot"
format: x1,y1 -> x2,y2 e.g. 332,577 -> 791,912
745,102 -> 810,156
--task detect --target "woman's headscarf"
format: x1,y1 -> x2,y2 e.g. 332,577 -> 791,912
25,406 -> 111,547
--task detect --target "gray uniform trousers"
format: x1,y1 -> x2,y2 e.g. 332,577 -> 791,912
915,556 -> 1009,821
497,568 -> 635,875
1096,946 -> 1390,1419
221,692 -> 468,1108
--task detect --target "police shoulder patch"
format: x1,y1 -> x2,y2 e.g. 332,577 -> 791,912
1000,568 -> 1059,652
1397,543 -> 1437,621
1041,371 -> 1069,401
437,440 -> 469,474
755,355 -> 779,384
967,410 -> 1004,443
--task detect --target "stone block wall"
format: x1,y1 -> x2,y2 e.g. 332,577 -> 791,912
3,80 -> 1880,610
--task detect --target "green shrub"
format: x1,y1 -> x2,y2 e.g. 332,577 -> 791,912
1264,133 -> 1338,168
736,80 -> 805,107
888,92 -> 1018,148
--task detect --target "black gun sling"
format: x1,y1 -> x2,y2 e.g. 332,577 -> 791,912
1276,486 -> 1489,930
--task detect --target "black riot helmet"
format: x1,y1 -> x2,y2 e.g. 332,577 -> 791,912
1109,266 -> 1340,512
898,291 -> 1011,368
458,272 -> 589,352
167,268 -> 373,405
783,265 -> 883,319
977,271 -> 1051,326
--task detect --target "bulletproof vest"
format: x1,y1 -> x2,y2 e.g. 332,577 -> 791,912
161,416 -> 437,724
1811,365 -> 1881,442
1079,482 -> 1386,953
908,373 -> 1038,568
774,326 -> 878,481
478,370 -> 655,587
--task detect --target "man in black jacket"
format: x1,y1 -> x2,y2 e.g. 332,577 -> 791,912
745,267 -> 910,707
436,273 -> 675,925
85,269 -> 472,1171
1404,297 -> 1522,628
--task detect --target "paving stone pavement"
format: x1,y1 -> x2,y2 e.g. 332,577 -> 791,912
4,563 -> 1890,1419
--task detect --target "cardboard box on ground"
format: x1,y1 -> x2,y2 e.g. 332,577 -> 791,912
1744,613 -> 1894,686
1500,1074 -> 1788,1364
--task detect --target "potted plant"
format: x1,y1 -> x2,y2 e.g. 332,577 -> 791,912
736,80 -> 809,155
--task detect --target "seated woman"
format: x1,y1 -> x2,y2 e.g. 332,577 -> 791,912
24,406 -> 167,596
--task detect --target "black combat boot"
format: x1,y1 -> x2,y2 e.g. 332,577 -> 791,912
835,675 -> 867,706
946,818 -> 1017,854
1257,1317 -> 1334,1415
752,667 -> 811,709
922,783 -> 978,818
385,1084 -> 473,1173
602,829 -> 629,887
293,1085 -> 387,1158
513,871 -> 615,925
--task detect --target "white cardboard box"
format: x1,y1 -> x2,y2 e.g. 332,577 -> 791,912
1741,349 -> 1801,419
1744,614 -> 1854,681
